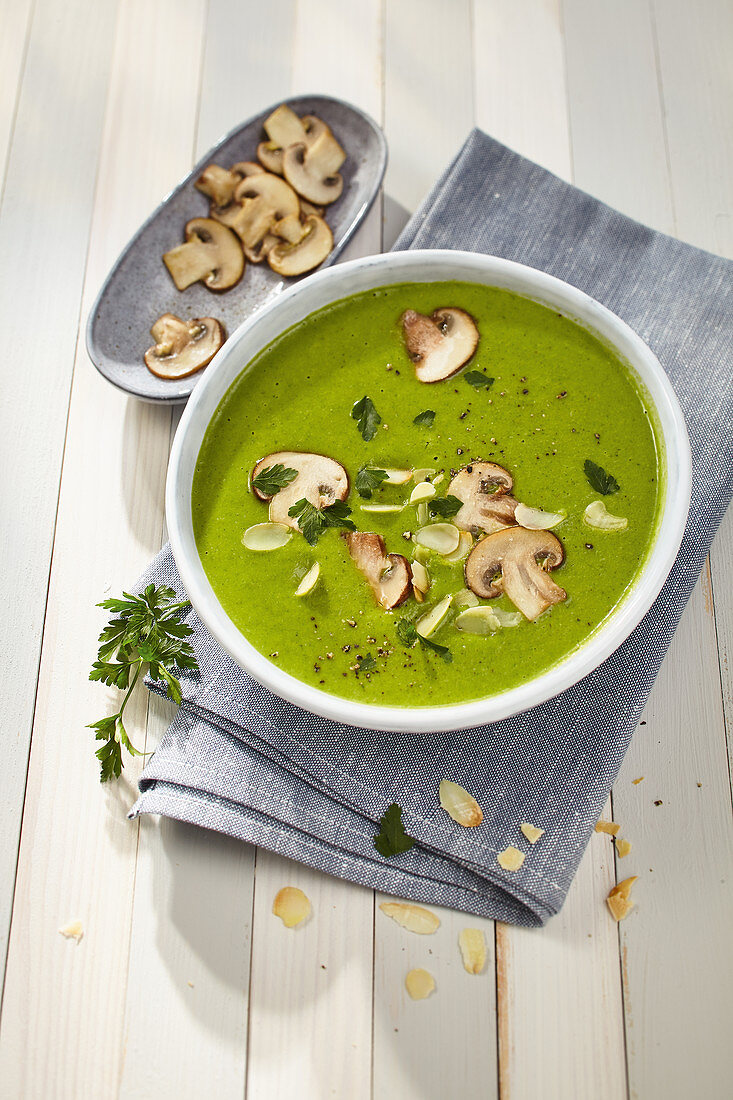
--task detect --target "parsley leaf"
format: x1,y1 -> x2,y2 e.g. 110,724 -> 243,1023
584,459 -> 620,495
413,409 -> 436,427
429,495 -> 463,519
396,617 -> 453,663
373,803 -> 415,858
251,463 -> 298,496
355,465 -> 389,499
288,497 -> 356,545
356,653 -> 377,674
352,395 -> 382,441
88,584 -> 198,782
464,371 -> 494,390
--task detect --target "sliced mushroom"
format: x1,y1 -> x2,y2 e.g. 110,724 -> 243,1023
345,532 -> 412,609
143,313 -> 225,379
464,527 -> 567,621
211,171 -> 300,249
195,164 -> 243,208
251,451 -> 349,530
244,233 -> 279,264
448,462 -> 518,534
230,160 -> 265,177
272,213 -> 306,245
282,126 -> 346,205
299,198 -> 324,218
257,141 -> 285,176
401,308 -> 479,382
162,217 -> 244,291
263,103 -> 310,148
267,214 -> 333,276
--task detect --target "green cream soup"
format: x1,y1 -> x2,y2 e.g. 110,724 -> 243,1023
192,282 -> 661,707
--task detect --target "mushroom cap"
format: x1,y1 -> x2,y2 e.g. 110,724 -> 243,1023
251,451 -> 349,530
162,217 -> 244,292
267,215 -> 333,277
464,526 -> 566,621
345,532 -> 413,609
230,160 -> 265,177
401,307 -> 479,383
195,164 -> 243,208
144,313 -> 225,379
448,462 -> 518,534
282,127 -> 346,206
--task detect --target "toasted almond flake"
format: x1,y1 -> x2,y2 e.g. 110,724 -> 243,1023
416,502 -> 429,527
458,928 -> 487,974
453,588 -> 480,609
242,522 -> 292,551
58,920 -> 84,944
615,837 -> 632,858
405,967 -> 436,1000
416,594 -> 453,638
379,901 -> 441,934
383,468 -> 412,485
439,779 -> 484,827
416,523 -> 461,555
520,822 -> 544,844
454,606 -> 501,635
359,503 -> 405,513
442,529 -> 473,563
606,876 -> 637,921
413,544 -> 431,565
595,820 -> 621,837
584,499 -> 628,531
413,467 -> 435,483
497,846 -> 525,871
632,776 -> 644,785
515,502 -> 566,530
432,472 -> 445,487
492,607 -> 523,627
272,886 -> 311,927
410,481 -> 437,504
295,561 -> 320,596
411,560 -> 430,594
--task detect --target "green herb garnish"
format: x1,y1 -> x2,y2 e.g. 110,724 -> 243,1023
584,459 -> 620,495
288,497 -> 356,545
88,584 -> 198,782
413,409 -> 436,427
464,371 -> 494,390
356,653 -> 377,674
428,495 -> 463,519
251,463 -> 298,496
351,395 -> 382,441
355,465 -> 389,499
396,618 -> 452,663
373,803 -> 415,858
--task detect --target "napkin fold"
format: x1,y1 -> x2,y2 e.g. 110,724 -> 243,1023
131,130 -> 732,926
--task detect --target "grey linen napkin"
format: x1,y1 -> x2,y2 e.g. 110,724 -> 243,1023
131,130 -> 733,926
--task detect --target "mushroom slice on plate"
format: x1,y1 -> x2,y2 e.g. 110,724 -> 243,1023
195,164 -> 244,207
162,218 -> 244,291
448,462 -> 519,534
268,215 -> 333,277
144,313 -> 225,379
216,171 -> 301,249
243,232 -> 279,264
400,307 -> 479,383
345,531 -> 412,609
282,125 -> 346,205
464,527 -> 567,621
263,103 -> 310,148
230,160 -> 265,178
251,451 -> 349,531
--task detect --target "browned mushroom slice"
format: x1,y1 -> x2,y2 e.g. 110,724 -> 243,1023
219,171 -> 300,248
258,109 -> 328,176
162,218 -> 244,292
251,451 -> 349,530
230,160 -> 265,177
299,198 -> 325,218
263,103 -> 309,147
268,215 -> 333,276
464,527 -> 567,621
244,233 -> 279,264
448,462 -> 519,534
144,313 -> 225,379
401,308 -> 479,382
257,142 -> 285,175
345,532 -> 412,609
282,126 -> 346,205
195,164 -> 244,208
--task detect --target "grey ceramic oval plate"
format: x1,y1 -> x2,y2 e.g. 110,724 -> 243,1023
86,95 -> 387,403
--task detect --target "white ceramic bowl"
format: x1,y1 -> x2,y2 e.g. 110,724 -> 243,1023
166,250 -> 691,732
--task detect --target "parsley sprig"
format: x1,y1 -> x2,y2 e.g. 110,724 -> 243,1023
252,463 -> 298,496
355,466 -> 389,499
374,803 -> 415,858
464,371 -> 494,390
396,618 -> 452,662
428,495 -> 463,519
413,409 -> 436,427
88,584 -> 198,782
288,497 -> 356,545
584,459 -> 619,495
352,395 -> 382,441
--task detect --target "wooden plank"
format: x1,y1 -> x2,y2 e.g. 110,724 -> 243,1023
0,0 -> 33,186
373,897 -> 497,1100
0,0 -> 208,1093
0,0 -> 120,986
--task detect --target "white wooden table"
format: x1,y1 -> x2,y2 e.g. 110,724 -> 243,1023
1,1 -> 731,1096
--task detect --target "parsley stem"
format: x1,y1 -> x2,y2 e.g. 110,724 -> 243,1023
118,658 -> 143,718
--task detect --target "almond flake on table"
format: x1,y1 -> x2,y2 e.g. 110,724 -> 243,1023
520,822 -> 545,844
595,820 -> 621,836
632,776 -> 644,785
405,968 -> 436,1000
497,846 -> 525,871
439,779 -> 484,827
606,876 -> 638,921
458,928 -> 487,974
58,920 -> 84,944
272,886 -> 311,927
615,837 -> 632,858
379,901 -> 440,934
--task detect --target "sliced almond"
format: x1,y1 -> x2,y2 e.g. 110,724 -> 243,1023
409,481 -> 436,504
453,589 -> 480,609
272,886 -> 311,927
416,523 -> 461,555
584,500 -> 628,530
606,876 -> 637,921
416,502 -> 429,527
439,780 -> 484,827
615,837 -> 632,858
492,607 -> 524,627
520,822 -> 545,844
242,522 -> 292,551
458,928 -> 487,974
58,919 -> 84,944
497,846 -> 525,872
413,467 -> 436,483
515,502 -> 566,530
359,504 -> 405,514
295,561 -> 320,596
383,468 -> 413,485
411,560 -> 430,595
632,776 -> 644,785
442,530 -> 473,564
416,594 -> 452,638
405,968 -> 436,1000
379,901 -> 440,935
454,606 -> 501,635
595,820 -> 621,837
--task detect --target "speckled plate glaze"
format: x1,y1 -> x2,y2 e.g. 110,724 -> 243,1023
86,95 -> 388,403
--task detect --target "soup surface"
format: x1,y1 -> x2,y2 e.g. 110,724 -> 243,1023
192,281 -> 660,708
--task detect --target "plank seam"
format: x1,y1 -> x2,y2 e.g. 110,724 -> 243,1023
0,0 -> 37,209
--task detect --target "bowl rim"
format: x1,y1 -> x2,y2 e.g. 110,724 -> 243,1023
166,248 -> 692,732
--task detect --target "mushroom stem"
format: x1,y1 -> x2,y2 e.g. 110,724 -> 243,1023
464,527 -> 567,621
